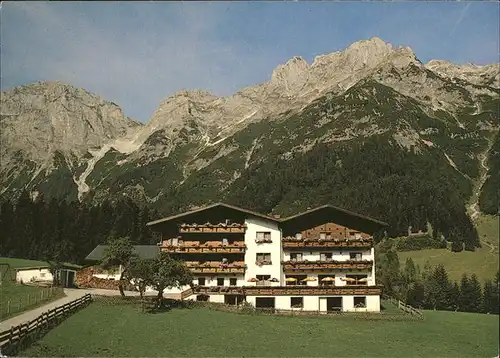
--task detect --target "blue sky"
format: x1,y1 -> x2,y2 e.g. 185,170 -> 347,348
2,1 -> 499,122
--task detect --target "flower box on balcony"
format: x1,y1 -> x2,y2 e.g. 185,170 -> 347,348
255,238 -> 273,244
255,260 -> 272,266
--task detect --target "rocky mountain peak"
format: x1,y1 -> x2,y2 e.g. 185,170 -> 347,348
425,59 -> 500,87
166,89 -> 218,102
0,80 -> 138,165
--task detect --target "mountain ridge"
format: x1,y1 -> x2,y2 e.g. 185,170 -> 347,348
1,37 -> 499,244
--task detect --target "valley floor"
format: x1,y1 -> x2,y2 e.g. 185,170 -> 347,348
21,302 -> 499,357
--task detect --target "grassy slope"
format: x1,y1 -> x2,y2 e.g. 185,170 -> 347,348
398,214 -> 499,283
0,281 -> 65,321
23,304 -> 499,357
0,257 -> 50,269
0,257 -> 82,270
0,257 -> 69,320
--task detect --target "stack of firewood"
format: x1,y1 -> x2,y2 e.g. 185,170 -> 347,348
75,266 -> 135,291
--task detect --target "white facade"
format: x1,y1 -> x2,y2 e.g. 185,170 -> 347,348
244,217 -> 284,285
172,216 -> 381,313
16,267 -> 77,287
16,268 -> 53,283
245,294 -> 380,312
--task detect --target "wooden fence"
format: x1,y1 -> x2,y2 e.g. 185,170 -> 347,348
1,286 -> 65,320
0,293 -> 92,356
382,294 -> 424,319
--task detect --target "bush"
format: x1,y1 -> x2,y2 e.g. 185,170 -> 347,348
379,235 -> 446,253
395,235 -> 447,251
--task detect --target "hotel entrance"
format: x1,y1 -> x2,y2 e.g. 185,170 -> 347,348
224,294 -> 246,305
319,297 -> 343,312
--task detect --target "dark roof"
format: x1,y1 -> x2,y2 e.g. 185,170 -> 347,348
147,202 -> 387,231
85,245 -> 160,261
281,205 -> 388,226
280,205 -> 388,235
147,202 -> 281,227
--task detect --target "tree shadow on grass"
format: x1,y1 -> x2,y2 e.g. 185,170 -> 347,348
146,298 -> 197,314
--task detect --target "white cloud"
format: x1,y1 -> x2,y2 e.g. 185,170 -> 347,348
450,3 -> 471,36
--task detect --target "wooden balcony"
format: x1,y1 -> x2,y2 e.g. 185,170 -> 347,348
186,261 -> 246,275
282,260 -> 373,272
190,267 -> 245,274
282,237 -> 373,249
192,285 -> 382,296
179,223 -> 246,234
162,245 -> 246,254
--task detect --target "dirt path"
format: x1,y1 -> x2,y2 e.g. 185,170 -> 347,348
481,239 -> 496,254
0,288 -> 155,331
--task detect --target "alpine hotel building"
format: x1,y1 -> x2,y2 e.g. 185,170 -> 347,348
147,203 -> 387,313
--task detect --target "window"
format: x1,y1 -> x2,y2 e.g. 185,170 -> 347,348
256,253 -> 271,262
347,275 -> 367,285
256,232 -> 271,239
286,275 -> 306,286
320,253 -> 333,261
290,297 -> 304,308
229,278 -> 237,286
198,278 -> 206,286
256,275 -> 271,286
354,296 -> 366,308
290,253 -> 303,261
217,278 -> 225,286
319,275 -> 335,286
40,273 -> 46,278
256,232 -> 272,242
350,252 -> 362,261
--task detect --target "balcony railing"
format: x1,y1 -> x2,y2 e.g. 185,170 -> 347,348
162,242 -> 246,254
185,261 -> 246,274
282,260 -> 373,272
192,285 -> 382,296
282,237 -> 373,249
179,222 -> 246,234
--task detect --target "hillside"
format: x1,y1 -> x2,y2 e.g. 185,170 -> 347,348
1,37 -> 499,248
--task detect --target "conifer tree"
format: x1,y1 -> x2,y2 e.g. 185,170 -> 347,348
482,280 -> 495,314
493,271 -> 500,314
459,273 -> 471,312
0,199 -> 15,256
450,281 -> 460,311
424,264 -> 453,310
468,274 -> 483,313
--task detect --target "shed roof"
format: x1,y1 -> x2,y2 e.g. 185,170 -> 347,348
85,245 -> 160,261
